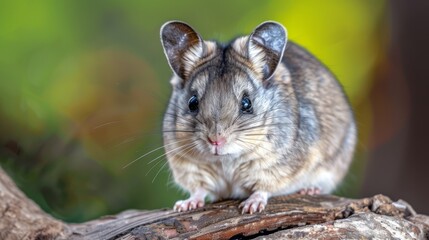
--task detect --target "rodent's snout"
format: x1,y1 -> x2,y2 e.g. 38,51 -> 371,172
207,135 -> 226,147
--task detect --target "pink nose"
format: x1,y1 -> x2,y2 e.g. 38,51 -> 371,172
208,136 -> 226,146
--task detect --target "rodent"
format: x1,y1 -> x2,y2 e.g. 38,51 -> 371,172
160,20 -> 357,214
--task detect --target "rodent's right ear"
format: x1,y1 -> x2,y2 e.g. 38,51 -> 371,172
160,21 -> 205,81
248,21 -> 287,81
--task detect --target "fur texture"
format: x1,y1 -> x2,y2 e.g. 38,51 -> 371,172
160,21 -> 356,213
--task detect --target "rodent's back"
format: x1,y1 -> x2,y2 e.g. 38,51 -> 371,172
280,42 -> 356,181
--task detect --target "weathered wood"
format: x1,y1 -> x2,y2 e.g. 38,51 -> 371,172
67,194 -> 429,239
0,167 -> 69,240
254,212 -> 428,239
0,165 -> 428,239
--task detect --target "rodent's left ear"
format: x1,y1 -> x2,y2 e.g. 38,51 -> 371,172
160,21 -> 206,81
248,21 -> 287,80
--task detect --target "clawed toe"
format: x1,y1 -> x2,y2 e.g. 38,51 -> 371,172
239,191 -> 269,214
173,198 -> 205,212
240,201 -> 265,214
297,187 -> 321,195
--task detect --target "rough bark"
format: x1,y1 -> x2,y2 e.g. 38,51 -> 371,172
0,166 -> 428,240
0,167 -> 69,240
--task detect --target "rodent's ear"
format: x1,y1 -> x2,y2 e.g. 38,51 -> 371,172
160,21 -> 205,81
248,21 -> 287,80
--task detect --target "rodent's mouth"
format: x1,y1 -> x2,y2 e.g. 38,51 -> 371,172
211,146 -> 226,156
213,147 -> 221,156
206,141 -> 242,157
212,152 -> 229,157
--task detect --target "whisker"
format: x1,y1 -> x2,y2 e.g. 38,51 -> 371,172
233,96 -> 292,127
164,107 -> 204,125
236,114 -> 286,128
145,156 -> 166,176
167,101 -> 188,113
235,116 -> 284,131
243,133 -> 278,137
122,138 -> 193,169
164,112 -> 192,122
239,137 -> 272,144
92,120 -> 124,130
147,141 -> 196,165
235,140 -> 266,160
176,143 -> 198,162
148,142 -> 197,182
160,119 -> 201,130
233,123 -> 282,133
161,121 -> 202,132
162,129 -> 201,133
152,161 -> 169,183
107,130 -> 166,149
114,137 -> 138,148
195,117 -> 204,125
236,138 -> 272,155
162,120 -> 193,125
247,102 -> 286,117
230,111 -> 243,127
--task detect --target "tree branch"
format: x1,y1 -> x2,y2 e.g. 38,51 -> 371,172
0,165 -> 428,239
0,167 -> 69,240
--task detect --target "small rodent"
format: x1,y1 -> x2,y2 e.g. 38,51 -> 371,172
160,21 -> 356,214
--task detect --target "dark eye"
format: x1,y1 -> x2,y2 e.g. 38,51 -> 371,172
188,95 -> 199,112
241,96 -> 253,113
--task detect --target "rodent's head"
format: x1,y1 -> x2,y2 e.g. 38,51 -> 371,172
160,21 -> 288,158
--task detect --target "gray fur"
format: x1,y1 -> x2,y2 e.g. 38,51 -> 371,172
160,21 -> 357,212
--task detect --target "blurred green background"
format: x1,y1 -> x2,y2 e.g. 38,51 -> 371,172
0,0 -> 387,222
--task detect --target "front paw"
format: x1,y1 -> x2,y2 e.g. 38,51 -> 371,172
173,198 -> 205,212
297,187 -> 321,195
239,191 -> 269,214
